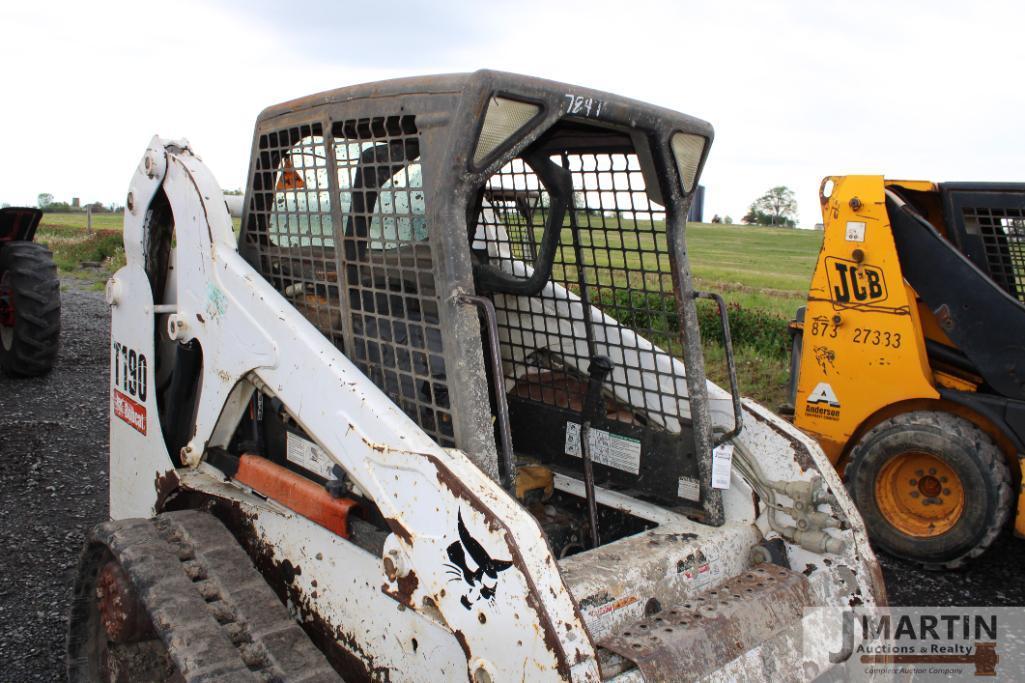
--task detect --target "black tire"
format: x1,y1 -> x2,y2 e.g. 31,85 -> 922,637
0,240 -> 60,376
845,411 -> 1012,569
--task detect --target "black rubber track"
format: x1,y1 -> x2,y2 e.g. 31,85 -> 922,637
0,240 -> 60,377
67,510 -> 340,682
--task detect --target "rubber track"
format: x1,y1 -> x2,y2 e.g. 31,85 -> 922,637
85,511 -> 340,682
0,240 -> 60,376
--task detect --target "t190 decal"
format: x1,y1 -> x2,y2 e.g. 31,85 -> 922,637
113,341 -> 147,401
112,342 -> 148,434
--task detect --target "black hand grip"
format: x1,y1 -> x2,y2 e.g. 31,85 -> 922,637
583,355 -> 614,420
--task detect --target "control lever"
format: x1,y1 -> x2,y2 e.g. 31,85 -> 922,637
581,355 -> 614,549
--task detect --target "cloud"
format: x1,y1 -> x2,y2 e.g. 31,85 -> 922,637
2,0 -> 1023,226
211,0 -> 487,67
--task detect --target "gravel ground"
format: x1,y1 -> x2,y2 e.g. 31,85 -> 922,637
0,278 -> 109,681
0,278 -> 1021,680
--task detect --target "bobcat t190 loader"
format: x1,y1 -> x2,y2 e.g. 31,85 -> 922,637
69,72 -> 884,682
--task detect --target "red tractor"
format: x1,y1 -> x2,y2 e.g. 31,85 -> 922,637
0,207 -> 60,376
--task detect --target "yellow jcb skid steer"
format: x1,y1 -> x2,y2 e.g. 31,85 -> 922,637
790,175 -> 1025,569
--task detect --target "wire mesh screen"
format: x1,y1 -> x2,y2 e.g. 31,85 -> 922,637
245,123 -> 349,350
964,206 -> 1025,304
244,116 -> 454,446
333,116 -> 453,446
474,152 -> 690,432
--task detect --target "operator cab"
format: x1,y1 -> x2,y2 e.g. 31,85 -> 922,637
236,71 -> 740,555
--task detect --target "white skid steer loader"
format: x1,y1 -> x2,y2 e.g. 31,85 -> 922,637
69,71 -> 886,682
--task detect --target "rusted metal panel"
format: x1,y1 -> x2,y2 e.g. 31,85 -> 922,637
599,565 -> 812,681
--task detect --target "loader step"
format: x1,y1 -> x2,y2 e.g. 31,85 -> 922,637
68,510 -> 340,682
598,564 -> 811,681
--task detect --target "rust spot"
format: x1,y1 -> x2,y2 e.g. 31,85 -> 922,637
358,433 -> 389,453
385,518 -> 413,545
395,570 -> 419,604
452,630 -> 473,670
196,313 -> 205,323
154,469 -> 180,512
866,558 -> 889,606
478,612 -> 487,624
280,559 -> 301,582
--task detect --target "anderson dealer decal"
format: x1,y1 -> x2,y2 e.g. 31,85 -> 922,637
805,381 -> 841,422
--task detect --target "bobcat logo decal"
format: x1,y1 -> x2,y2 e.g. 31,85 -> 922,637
444,510 -> 513,610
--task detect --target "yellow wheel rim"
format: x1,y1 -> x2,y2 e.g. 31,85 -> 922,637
875,451 -> 965,538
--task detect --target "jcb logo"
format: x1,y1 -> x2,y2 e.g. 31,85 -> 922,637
825,257 -> 887,305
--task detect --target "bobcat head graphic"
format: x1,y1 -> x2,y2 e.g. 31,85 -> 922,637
444,510 -> 513,610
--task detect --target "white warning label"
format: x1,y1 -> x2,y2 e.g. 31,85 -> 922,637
564,422 -> 641,475
677,476 -> 701,501
580,594 -> 642,639
845,221 -> 866,242
285,432 -> 335,479
711,442 -> 734,490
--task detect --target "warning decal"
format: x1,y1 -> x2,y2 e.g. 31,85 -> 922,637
580,594 -> 642,639
113,389 -> 146,435
286,432 -> 335,479
565,422 -> 641,475
678,476 -> 701,501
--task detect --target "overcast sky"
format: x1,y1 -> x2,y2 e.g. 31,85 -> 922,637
2,0 -> 1023,226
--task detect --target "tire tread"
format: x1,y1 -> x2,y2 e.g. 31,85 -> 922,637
846,410 -> 1012,570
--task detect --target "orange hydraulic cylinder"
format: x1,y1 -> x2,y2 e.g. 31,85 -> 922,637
235,454 -> 355,538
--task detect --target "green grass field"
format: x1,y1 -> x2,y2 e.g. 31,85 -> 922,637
37,211 -> 820,407
38,212 -> 126,231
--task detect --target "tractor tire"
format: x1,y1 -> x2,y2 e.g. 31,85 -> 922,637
67,510 -> 340,682
845,411 -> 1012,570
0,240 -> 60,376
